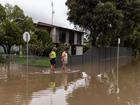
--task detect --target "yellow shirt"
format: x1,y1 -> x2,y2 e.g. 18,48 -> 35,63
49,51 -> 56,59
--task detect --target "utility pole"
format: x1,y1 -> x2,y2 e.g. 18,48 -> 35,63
51,0 -> 56,43
51,1 -> 54,25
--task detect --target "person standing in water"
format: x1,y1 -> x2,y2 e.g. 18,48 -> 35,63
61,48 -> 68,72
49,47 -> 57,73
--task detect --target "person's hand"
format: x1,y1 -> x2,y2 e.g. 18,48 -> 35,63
61,57 -> 64,62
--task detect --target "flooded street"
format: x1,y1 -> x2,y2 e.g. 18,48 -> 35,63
0,61 -> 140,105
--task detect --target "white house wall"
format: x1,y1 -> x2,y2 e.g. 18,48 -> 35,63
76,46 -> 83,55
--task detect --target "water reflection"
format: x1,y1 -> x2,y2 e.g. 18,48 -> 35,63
1,61 -> 140,105
0,63 -> 84,105
67,61 -> 140,105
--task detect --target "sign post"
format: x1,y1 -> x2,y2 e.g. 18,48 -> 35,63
23,31 -> 30,66
117,38 -> 120,94
23,32 -> 30,105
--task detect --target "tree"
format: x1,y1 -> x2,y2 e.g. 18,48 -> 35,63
117,0 -> 140,45
0,4 -> 34,54
29,29 -> 53,56
66,0 -> 140,47
0,4 -> 6,22
66,0 -> 123,46
125,25 -> 140,56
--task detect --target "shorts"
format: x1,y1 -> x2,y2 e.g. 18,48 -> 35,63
50,58 -> 56,65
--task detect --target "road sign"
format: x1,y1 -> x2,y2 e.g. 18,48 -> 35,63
23,32 -> 30,42
118,38 -> 120,45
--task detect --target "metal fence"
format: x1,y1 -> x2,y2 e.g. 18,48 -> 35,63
56,47 -> 132,75
0,47 -> 132,75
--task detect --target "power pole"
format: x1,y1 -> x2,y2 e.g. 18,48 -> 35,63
51,1 -> 54,25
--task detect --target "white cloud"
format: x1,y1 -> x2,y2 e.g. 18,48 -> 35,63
0,0 -> 74,28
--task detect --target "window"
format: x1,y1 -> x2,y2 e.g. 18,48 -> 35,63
59,31 -> 66,43
69,31 -> 74,44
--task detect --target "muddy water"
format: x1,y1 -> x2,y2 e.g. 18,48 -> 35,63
0,61 -> 140,105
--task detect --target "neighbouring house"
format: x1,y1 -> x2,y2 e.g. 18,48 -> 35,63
36,22 -> 84,55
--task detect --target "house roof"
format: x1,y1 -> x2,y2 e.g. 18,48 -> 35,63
36,22 -> 84,33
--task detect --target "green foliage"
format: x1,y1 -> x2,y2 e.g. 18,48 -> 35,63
66,0 -> 123,46
35,29 -> 52,46
83,43 -> 91,53
125,26 -> 140,55
56,44 -> 70,56
0,4 -> 6,22
15,56 -> 50,66
66,0 -> 140,54
29,29 -> 53,56
0,3 -> 55,57
0,4 -> 34,54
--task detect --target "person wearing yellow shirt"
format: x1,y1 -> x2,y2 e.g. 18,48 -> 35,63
49,47 -> 57,73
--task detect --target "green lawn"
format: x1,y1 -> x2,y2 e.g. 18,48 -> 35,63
15,57 -> 50,67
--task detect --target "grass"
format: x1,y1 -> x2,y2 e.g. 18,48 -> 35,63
15,56 -> 50,67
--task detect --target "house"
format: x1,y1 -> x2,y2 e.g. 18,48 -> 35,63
36,22 -> 84,55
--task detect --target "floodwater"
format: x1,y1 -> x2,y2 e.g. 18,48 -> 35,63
0,61 -> 140,105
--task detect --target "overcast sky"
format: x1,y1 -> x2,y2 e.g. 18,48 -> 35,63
0,0 -> 74,29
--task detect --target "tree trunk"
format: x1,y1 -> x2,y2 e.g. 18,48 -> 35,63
90,32 -> 96,46
7,45 -> 11,54
0,44 -> 7,54
0,44 -> 11,54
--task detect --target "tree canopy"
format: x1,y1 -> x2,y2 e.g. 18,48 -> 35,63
0,4 -> 53,56
0,4 -> 35,54
66,0 -> 140,49
30,29 -> 53,56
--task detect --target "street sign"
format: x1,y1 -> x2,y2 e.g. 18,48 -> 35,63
118,38 -> 120,45
23,32 -> 30,42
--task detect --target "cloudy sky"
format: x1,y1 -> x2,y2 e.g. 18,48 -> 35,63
0,0 -> 74,28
